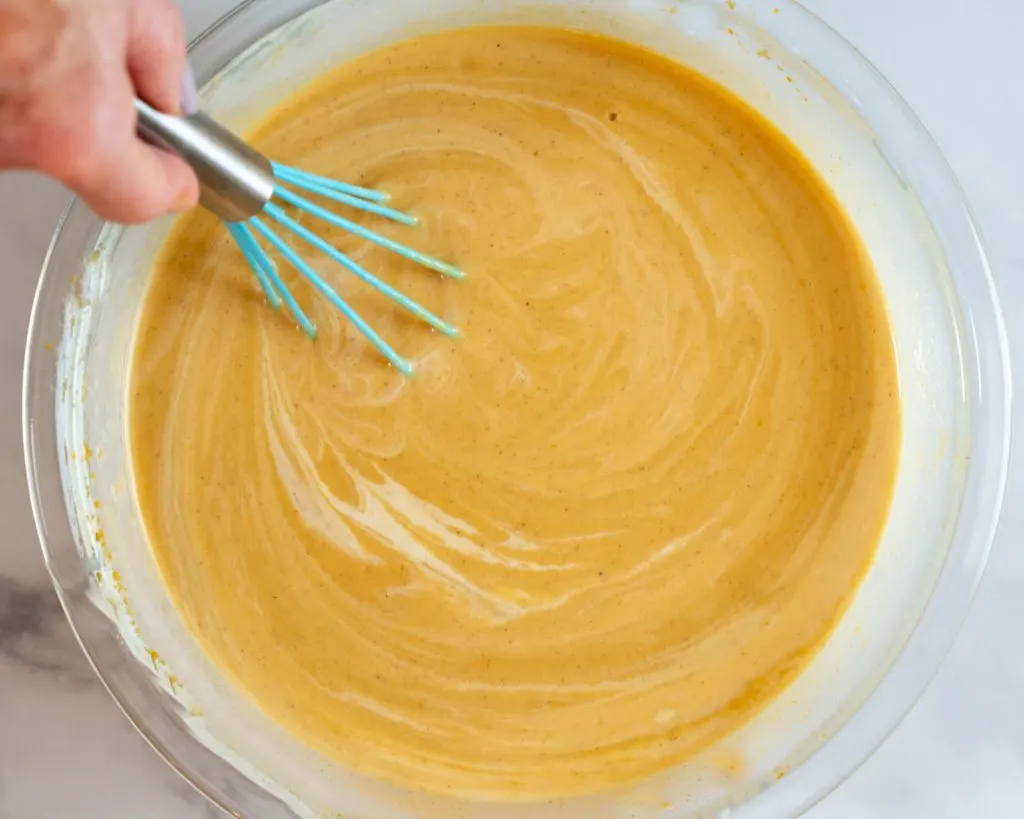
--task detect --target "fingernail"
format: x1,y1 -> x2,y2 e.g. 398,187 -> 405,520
180,63 -> 198,116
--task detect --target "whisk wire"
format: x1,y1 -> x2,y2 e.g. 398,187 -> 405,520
227,222 -> 282,310
271,162 -> 390,204
264,202 -> 458,338
273,186 -> 465,280
244,219 -> 319,338
249,216 -> 414,375
277,177 -> 417,225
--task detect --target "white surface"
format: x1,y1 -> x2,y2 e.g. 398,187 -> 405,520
0,1 -> 1021,817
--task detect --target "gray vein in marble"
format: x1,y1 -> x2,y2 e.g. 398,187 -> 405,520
0,577 -> 97,687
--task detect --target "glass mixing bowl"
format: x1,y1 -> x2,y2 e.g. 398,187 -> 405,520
23,0 -> 1012,817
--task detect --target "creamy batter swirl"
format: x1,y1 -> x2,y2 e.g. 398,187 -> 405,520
131,27 -> 900,800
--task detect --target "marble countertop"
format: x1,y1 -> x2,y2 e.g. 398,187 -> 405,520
1,1 -> 1022,816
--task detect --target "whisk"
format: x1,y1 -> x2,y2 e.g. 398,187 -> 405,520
134,99 -> 462,376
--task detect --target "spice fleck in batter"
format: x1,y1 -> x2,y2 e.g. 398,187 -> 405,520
131,27 -> 900,800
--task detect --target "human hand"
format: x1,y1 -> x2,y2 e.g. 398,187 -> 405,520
0,0 -> 200,224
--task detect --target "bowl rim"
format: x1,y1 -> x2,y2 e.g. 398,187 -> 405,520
22,1 -> 1013,817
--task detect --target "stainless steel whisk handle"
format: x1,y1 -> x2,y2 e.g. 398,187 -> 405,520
134,99 -> 275,222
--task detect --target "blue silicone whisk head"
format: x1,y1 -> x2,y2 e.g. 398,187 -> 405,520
227,162 -> 463,376
135,98 -> 462,376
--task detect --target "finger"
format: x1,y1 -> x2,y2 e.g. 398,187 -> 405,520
69,118 -> 198,224
126,0 -> 188,113
41,60 -> 200,223
81,138 -> 199,223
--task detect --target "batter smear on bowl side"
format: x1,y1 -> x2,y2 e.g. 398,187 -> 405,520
130,26 -> 901,800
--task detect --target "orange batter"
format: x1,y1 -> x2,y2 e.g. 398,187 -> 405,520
130,27 -> 900,800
